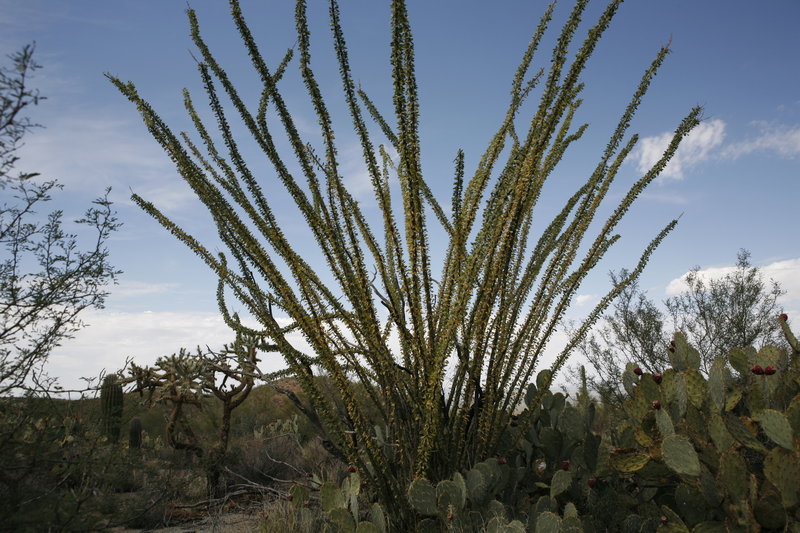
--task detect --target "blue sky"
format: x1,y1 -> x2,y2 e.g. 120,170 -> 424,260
2,1 -> 798,391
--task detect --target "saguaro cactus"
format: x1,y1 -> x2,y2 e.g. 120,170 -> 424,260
128,416 -> 142,450
100,374 -> 124,443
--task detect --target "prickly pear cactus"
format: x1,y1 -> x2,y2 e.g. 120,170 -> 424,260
312,469 -> 387,533
603,318 -> 800,531
311,320 -> 800,532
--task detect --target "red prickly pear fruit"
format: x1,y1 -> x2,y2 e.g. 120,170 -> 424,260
764,366 -> 776,375
751,365 -> 764,375
347,465 -> 357,473
779,313 -> 788,321
447,512 -> 454,520
652,401 -> 661,410
497,457 -> 507,465
670,340 -> 676,347
633,367 -> 643,376
588,478 -> 596,488
561,460 -> 570,470
652,373 -> 663,384
287,494 -> 293,501
668,345 -> 675,353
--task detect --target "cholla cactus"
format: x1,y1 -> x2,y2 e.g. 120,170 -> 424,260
125,331 -> 264,496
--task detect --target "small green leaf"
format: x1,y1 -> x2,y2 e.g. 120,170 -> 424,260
763,447 -> 800,508
368,503 -> 386,533
659,504 -> 690,532
451,472 -> 467,509
754,409 -> 795,450
787,394 -> 800,434
675,373 -> 688,418
328,507 -> 356,533
289,484 -> 309,509
685,369 -> 706,409
707,358 -> 727,412
563,501 -> 578,519
537,369 -> 553,391
719,451 -> 748,503
655,408 -> 675,436
661,434 -> 700,476
436,479 -> 463,511
727,347 -> 750,375
550,469 -> 572,498
355,522 -> 381,533
708,413 -> 734,450
724,413 -> 767,453
558,405 -> 584,442
670,333 -> 688,371
691,522 -> 727,533
505,520 -> 526,533
638,371 -> 661,401
724,387 -> 742,411
674,332 -> 701,370
407,479 -> 437,516
623,364 -> 637,396
466,469 -> 487,504
610,451 -> 650,473
534,511 -> 562,533
321,481 -> 346,511
525,383 -> 537,408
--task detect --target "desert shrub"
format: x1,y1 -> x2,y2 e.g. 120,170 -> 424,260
111,0 -> 700,526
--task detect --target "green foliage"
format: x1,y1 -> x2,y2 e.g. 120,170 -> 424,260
355,318 -> 800,531
0,44 -> 120,395
0,393 -> 185,531
407,479 -> 438,517
298,471 -> 388,533
574,250 -> 787,408
125,333 -> 264,497
599,318 -> 800,531
110,0 -> 699,526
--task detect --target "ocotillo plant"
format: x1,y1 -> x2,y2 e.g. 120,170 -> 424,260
100,374 -> 123,443
110,0 -> 699,525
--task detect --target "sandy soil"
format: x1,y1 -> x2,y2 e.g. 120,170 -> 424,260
110,511 -> 263,532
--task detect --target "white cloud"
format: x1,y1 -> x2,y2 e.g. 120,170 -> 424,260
665,264 -> 735,296
634,119 -> 800,182
110,280 -> 179,298
722,122 -> 800,160
634,119 -> 726,181
575,294 -> 598,307
338,142 -> 399,203
44,310 -> 310,392
664,257 -> 800,306
762,258 -> 800,303
16,115 -> 198,212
